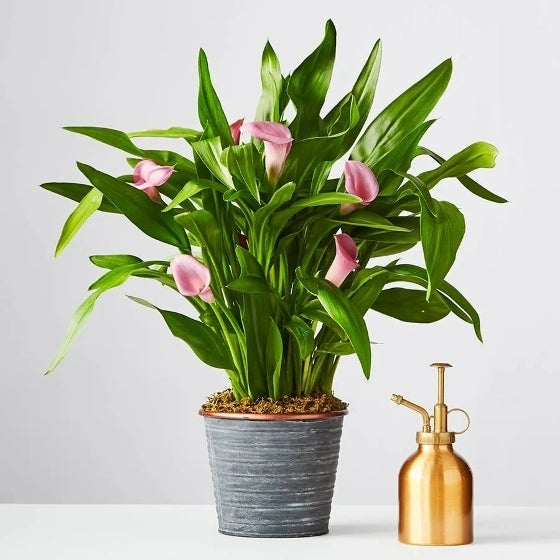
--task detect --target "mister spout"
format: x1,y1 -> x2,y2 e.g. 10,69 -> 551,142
391,394 -> 431,433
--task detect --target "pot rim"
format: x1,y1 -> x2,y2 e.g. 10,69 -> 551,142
199,409 -> 348,421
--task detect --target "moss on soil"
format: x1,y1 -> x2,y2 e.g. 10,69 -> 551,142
201,389 -> 348,414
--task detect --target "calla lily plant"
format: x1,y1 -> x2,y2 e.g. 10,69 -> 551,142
41,21 -> 504,400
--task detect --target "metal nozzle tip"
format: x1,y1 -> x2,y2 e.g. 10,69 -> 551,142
391,394 -> 403,404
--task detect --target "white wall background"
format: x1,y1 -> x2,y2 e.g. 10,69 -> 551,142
1,0 -> 558,505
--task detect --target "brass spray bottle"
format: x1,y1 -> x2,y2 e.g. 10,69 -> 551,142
391,363 -> 473,546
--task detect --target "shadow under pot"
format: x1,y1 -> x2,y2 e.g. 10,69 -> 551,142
200,410 -> 347,538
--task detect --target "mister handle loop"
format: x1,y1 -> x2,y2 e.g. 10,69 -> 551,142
447,408 -> 470,435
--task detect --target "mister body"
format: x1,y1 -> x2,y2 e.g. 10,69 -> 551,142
392,363 -> 473,546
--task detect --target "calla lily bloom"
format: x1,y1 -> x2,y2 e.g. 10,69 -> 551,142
133,160 -> 174,202
325,234 -> 359,287
170,254 -> 215,303
229,118 -> 244,145
340,160 -> 379,215
239,121 -> 293,182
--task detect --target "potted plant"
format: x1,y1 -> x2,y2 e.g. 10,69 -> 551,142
41,20 -> 503,538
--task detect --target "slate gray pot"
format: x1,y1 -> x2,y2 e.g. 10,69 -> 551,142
201,410 -> 347,538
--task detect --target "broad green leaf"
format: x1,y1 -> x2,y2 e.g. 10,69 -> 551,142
255,41 -> 284,122
78,163 -> 190,250
300,302 -> 346,340
316,341 -> 356,355
374,120 -> 435,194
90,254 -> 142,269
227,275 -> 275,294
311,162 -> 333,194
45,261 -> 147,374
128,127 -> 200,141
54,187 -> 103,256
266,318 -> 283,399
352,59 -> 452,166
40,182 -> 119,213
418,146 -> 505,202
371,287 -> 450,323
198,49 -> 233,146
88,261 -> 167,291
64,126 -> 196,172
386,263 -> 482,341
221,143 -> 260,201
174,209 -> 221,256
286,316 -> 314,359
288,20 -> 337,137
283,94 -> 359,182
324,39 -> 382,150
317,280 -> 371,378
127,296 -> 234,369
333,209 -> 411,231
291,192 -> 362,209
163,179 -> 225,212
419,198 -> 465,299
191,137 -> 234,188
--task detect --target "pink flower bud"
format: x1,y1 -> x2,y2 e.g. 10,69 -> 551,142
170,255 -> 214,303
239,121 -> 293,183
325,234 -> 359,287
340,161 -> 379,215
229,118 -> 244,145
132,160 -> 174,202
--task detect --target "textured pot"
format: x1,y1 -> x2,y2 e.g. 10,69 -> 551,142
201,410 -> 347,538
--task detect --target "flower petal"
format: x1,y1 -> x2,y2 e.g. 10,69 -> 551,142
263,140 -> 292,183
344,161 -> 379,204
240,121 -> 293,145
144,165 -> 174,188
133,160 -> 160,185
325,233 -> 359,287
171,254 -> 212,298
229,118 -> 244,145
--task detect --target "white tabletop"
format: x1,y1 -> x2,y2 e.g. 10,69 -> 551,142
1,505 -> 559,559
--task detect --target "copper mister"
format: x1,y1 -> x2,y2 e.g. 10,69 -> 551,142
391,363 -> 473,546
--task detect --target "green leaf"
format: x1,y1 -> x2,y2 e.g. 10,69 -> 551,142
40,182 -> 120,213
266,319 -> 283,399
419,198 -> 465,299
255,41 -> 284,122
333,209 -> 411,231
127,296 -> 234,369
45,261 -> 147,374
374,119 -> 435,194
352,59 -> 452,166
198,49 -> 233,146
286,316 -> 314,359
163,179 -> 225,212
174,209 -> 221,256
77,163 -> 190,250
54,187 -> 103,256
310,162 -> 333,194
88,261 -> 167,291
292,192 -> 362,209
191,137 -> 234,188
371,287 -> 450,323
386,263 -> 482,341
221,143 -> 260,202
418,146 -> 505,202
324,39 -> 382,151
316,341 -> 356,356
64,126 -> 196,172
90,254 -> 143,269
287,20 -> 337,137
317,280 -> 371,378
227,275 -> 275,294
128,127 -> 201,141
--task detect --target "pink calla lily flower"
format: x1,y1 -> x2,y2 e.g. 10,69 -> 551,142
325,234 -> 359,287
171,255 -> 215,303
239,121 -> 293,182
341,160 -> 380,215
229,118 -> 244,145
133,160 -> 174,202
